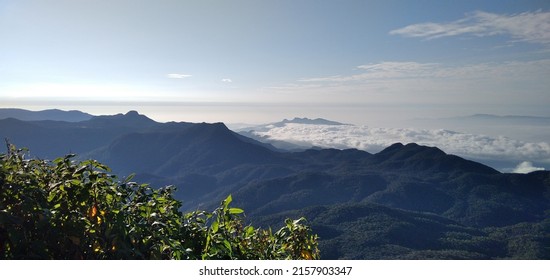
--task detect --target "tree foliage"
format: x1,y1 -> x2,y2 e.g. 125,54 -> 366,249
0,144 -> 319,260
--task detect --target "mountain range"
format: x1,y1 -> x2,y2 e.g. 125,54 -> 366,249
1,109 -> 549,259
0,108 -> 93,122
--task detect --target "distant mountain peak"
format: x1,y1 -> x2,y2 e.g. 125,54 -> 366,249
375,142 -> 499,175
378,142 -> 448,159
120,110 -> 153,121
278,117 -> 346,126
125,110 -> 140,116
87,110 -> 157,127
381,142 -> 405,152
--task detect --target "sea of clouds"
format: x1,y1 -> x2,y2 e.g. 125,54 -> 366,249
247,123 -> 549,173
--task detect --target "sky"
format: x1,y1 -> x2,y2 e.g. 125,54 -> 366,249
1,0 -> 550,125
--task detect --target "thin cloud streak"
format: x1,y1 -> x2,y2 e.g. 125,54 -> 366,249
390,10 -> 550,46
357,61 -> 440,72
299,62 -> 441,82
167,74 -> 192,79
299,60 -> 550,83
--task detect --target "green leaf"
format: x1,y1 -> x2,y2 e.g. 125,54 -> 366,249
205,235 -> 211,249
47,193 -> 56,203
245,226 -> 254,237
106,193 -> 113,204
223,194 -> 233,208
211,221 -> 219,233
124,173 -> 136,183
228,208 -> 244,215
223,240 -> 232,252
73,165 -> 87,176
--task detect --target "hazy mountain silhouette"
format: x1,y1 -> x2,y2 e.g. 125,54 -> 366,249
1,111 -> 162,158
0,108 -> 93,122
275,117 -> 347,126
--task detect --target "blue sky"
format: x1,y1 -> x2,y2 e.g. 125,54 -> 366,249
1,0 -> 549,124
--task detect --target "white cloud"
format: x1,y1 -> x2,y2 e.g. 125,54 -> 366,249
390,10 -> 550,46
221,78 -> 233,83
299,62 -> 440,82
357,61 -> 440,72
299,60 -> 550,83
249,123 -> 550,166
288,59 -> 550,106
512,161 -> 545,174
167,73 -> 192,79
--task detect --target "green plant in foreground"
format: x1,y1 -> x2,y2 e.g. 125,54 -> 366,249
0,144 -> 319,260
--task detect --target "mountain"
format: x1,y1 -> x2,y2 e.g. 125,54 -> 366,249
0,111 -> 162,159
0,110 -> 294,205
230,145 -> 550,259
229,143 -> 546,226
84,110 -> 158,128
91,122 -> 287,176
0,108 -> 94,122
255,203 -> 509,259
275,117 -> 347,126
2,110 -> 550,259
371,143 -> 499,175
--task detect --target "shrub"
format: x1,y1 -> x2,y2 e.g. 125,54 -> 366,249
0,144 -> 319,260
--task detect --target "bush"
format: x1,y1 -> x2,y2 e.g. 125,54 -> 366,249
0,144 -> 319,260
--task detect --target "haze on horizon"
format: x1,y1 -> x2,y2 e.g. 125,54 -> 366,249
1,0 -> 549,126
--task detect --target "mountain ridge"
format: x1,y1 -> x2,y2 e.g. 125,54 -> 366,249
278,117 -> 347,126
0,108 -> 93,122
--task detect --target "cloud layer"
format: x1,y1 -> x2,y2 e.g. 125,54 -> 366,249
390,10 -> 550,46
250,123 -> 550,172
